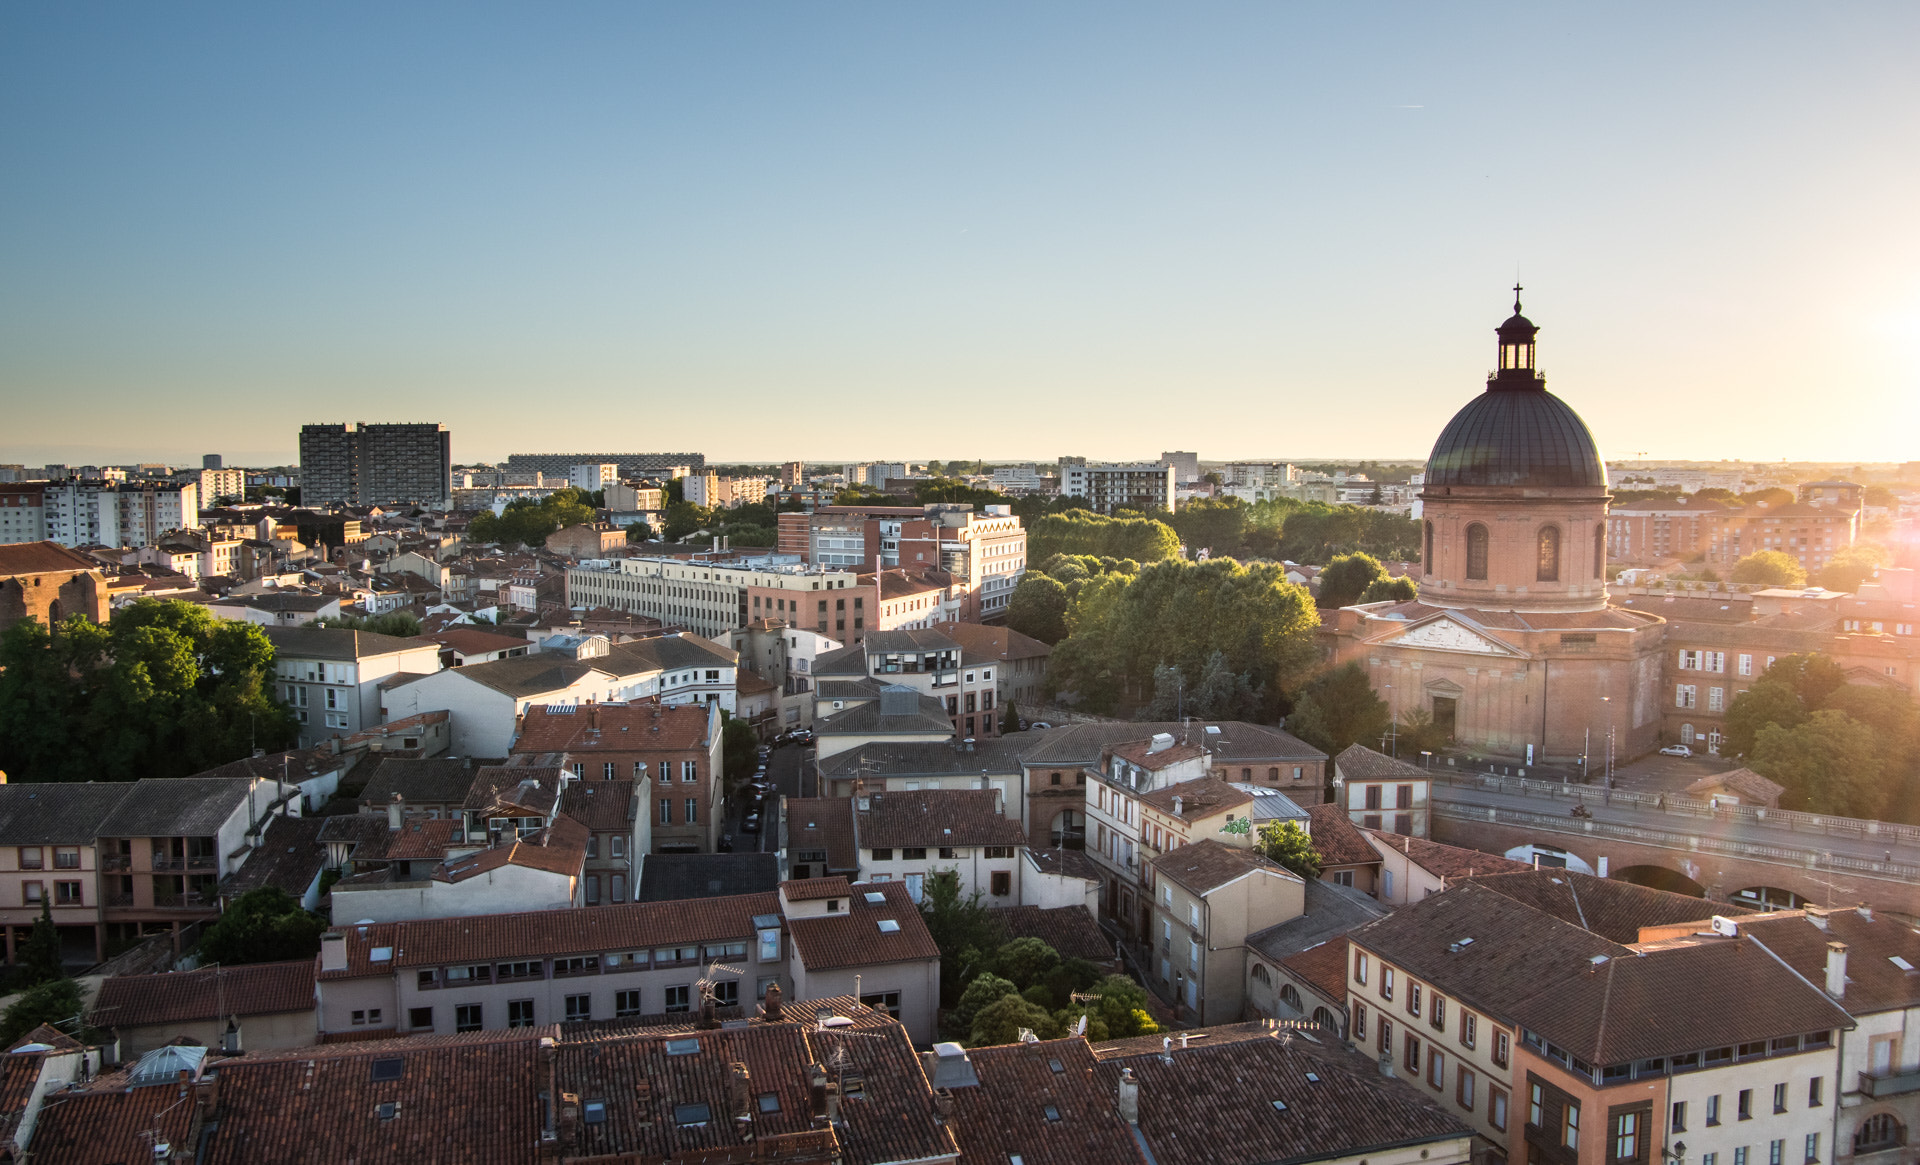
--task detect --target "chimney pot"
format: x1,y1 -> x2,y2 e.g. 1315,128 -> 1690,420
1116,1066 -> 1140,1125
388,793 -> 404,832
1825,941 -> 1849,999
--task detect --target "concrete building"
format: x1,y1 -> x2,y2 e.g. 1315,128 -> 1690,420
298,422 -> 452,507
1062,462 -> 1177,514
565,554 -> 861,643
811,628 -> 1004,741
265,626 -> 443,748
1146,838 -> 1304,1025
513,701 -> 724,855
1160,451 -> 1201,484
197,467 -> 247,505
1331,744 -> 1433,837
568,463 -> 619,492
41,479 -> 198,549
503,451 -> 705,479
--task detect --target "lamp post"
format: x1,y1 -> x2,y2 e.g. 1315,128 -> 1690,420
1601,695 -> 1616,788
1420,750 -> 1431,770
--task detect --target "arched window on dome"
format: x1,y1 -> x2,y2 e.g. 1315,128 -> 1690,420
1424,522 -> 1434,573
1537,526 -> 1561,582
1593,524 -> 1605,580
1465,524 -> 1489,581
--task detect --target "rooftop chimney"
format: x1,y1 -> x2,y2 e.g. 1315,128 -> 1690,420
1172,795 -> 1184,818
1825,941 -> 1849,999
762,982 -> 784,1022
1858,903 -> 1874,923
1379,1052 -> 1395,1078
320,931 -> 347,973
1116,1067 -> 1140,1125
1148,732 -> 1175,754
388,793 -> 404,832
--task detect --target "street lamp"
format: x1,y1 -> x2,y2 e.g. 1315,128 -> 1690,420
1600,695 -> 1616,788
1420,750 -> 1431,770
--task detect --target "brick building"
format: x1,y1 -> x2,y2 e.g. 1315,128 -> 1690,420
512,702 -> 724,855
0,541 -> 109,632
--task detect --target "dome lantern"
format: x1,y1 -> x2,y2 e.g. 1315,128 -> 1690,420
1493,284 -> 1540,384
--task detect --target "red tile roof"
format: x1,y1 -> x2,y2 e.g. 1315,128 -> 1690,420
514,701 -> 714,753
1303,803 -> 1380,868
1281,937 -> 1355,1005
441,813 -> 587,881
780,876 -> 851,901
558,779 -> 636,832
949,1037 -> 1144,1165
1149,838 -> 1296,897
1363,829 -> 1532,882
855,789 -> 1025,849
0,541 -> 102,576
786,880 -> 940,971
1138,777 -> 1253,823
321,892 -> 780,979
28,1082 -> 196,1165
999,905 -> 1116,964
92,962 -> 316,1028
1109,738 -> 1208,771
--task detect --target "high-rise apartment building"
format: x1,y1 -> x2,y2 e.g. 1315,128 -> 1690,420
569,464 -> 619,492
299,423 -> 452,508
1160,451 -> 1200,483
504,452 -> 704,479
40,480 -> 199,549
198,467 -> 247,504
1062,462 -> 1177,513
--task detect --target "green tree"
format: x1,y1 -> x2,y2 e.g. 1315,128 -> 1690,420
1359,575 -> 1418,604
1056,975 -> 1159,1042
1730,550 -> 1807,587
967,994 -> 1060,1047
990,938 -> 1060,991
1254,820 -> 1322,880
660,501 -> 713,541
0,602 -> 296,784
198,888 -> 328,966
1739,487 -> 1794,508
1750,710 -> 1886,818
1820,543 -> 1890,593
1394,707 -> 1451,757
919,871 -> 1007,1006
1005,575 -> 1071,645
1167,498 -> 1249,559
0,978 -> 81,1044
321,612 -> 423,638
721,716 -> 760,784
625,521 -> 656,543
999,700 -> 1020,734
17,898 -> 63,987
468,488 -> 599,548
1285,663 -> 1390,759
1316,553 -> 1386,609
948,973 -> 1019,1039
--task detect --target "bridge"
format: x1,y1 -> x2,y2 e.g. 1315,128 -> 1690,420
1428,771 -> 1920,915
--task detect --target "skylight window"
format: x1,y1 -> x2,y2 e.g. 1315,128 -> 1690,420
1893,956 -> 1916,972
878,920 -> 901,933
674,1103 -> 712,1127
757,1093 -> 781,1114
370,947 -> 394,962
864,892 -> 885,905
1304,1072 -> 1320,1083
1270,1099 -> 1288,1112
377,1102 -> 400,1121
665,1039 -> 701,1056
584,1099 -> 606,1125
369,1058 -> 403,1082
1048,1058 -> 1065,1074
1043,1105 -> 1061,1122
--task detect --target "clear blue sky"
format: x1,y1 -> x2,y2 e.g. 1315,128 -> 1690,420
3,4 -> 1917,467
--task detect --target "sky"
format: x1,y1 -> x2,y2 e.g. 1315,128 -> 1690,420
3,4 -> 1919,468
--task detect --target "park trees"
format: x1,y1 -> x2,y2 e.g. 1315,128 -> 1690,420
467,488 -> 598,547
1283,663 -> 1390,760
1255,821 -> 1322,880
0,600 -> 295,783
1730,550 -> 1807,587
1315,552 -> 1385,609
1724,653 -> 1920,820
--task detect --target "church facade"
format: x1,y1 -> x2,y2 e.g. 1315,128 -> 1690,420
1323,293 -> 1665,764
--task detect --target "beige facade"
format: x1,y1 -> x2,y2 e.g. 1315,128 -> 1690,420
1147,844 -> 1304,1027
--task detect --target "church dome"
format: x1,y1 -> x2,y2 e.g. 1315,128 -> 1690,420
1424,291 -> 1606,490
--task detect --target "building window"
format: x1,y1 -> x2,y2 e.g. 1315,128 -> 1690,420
585,875 -> 600,905
1808,1077 -> 1822,1107
659,799 -> 672,825
1676,684 -> 1697,709
1424,521 -> 1434,572
408,1007 -> 433,1031
682,761 -> 697,782
565,995 -> 591,1022
1489,1085 -> 1508,1132
1457,1066 -> 1474,1112
1378,1018 -> 1392,1054
1493,1028 -> 1509,1068
861,991 -> 901,1019
1529,1083 -> 1543,1128
1352,1002 -> 1366,1041
616,990 -> 642,1017
1460,1011 -> 1476,1048
1738,1089 -> 1752,1120
1466,524 -> 1489,580
1774,1082 -> 1788,1114
1564,1100 -> 1579,1150
1407,982 -> 1421,1016
1769,1140 -> 1783,1165
455,1004 -> 482,1032
1613,1112 -> 1640,1161
1427,1048 -> 1443,1089
1705,1094 -> 1720,1126
665,985 -> 691,1013
1672,1101 -> 1687,1132
1404,1034 -> 1422,1073
507,1000 -> 535,1027
990,871 -> 1011,896
55,881 -> 81,905
1593,523 -> 1604,578
1537,526 -> 1560,582
1804,1134 -> 1818,1164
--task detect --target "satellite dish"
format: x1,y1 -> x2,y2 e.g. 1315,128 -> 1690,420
1073,1015 -> 1088,1037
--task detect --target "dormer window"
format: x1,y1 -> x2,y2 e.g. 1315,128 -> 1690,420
827,899 -> 842,913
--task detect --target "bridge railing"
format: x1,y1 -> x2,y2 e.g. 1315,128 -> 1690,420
1433,770 -> 1920,847
1432,803 -> 1920,882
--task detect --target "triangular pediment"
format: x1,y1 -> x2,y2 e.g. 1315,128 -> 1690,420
1379,613 -> 1526,658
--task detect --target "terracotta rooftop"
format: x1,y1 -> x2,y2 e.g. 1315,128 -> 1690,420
320,892 -> 781,978
785,879 -> 940,971
855,789 -> 1026,850
359,757 -> 481,808
783,801 -> 860,874
948,1037 -> 1144,1165
779,876 -> 851,902
1303,803 -> 1380,868
558,779 -> 636,832
441,812 -> 588,881
999,905 -> 1115,964
92,961 -> 315,1029
1740,907 -> 1920,1015
1464,868 -> 1734,944
1282,936 -> 1358,1007
1333,742 -> 1431,783
1108,737 -> 1208,772
1137,776 -> 1252,822
513,700 -> 714,753
1363,829 -> 1533,883
1685,767 -> 1787,805
424,626 -> 530,655
0,541 -> 107,575
1149,838 -> 1296,897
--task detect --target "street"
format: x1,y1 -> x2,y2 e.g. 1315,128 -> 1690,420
718,738 -> 812,855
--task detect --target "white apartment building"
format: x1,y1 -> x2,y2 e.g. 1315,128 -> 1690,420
565,555 -> 860,642
683,474 -> 770,509
197,467 -> 247,504
569,464 -> 619,492
266,625 -> 445,748
1083,733 -> 1212,936
42,480 -> 199,549
1063,462 -> 1177,514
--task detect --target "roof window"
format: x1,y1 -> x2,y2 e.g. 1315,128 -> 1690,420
370,947 -> 394,962
863,892 -> 885,905
1270,1099 -> 1288,1112
878,920 -> 901,934
1304,1072 -> 1320,1083
584,1099 -> 606,1124
674,1102 -> 712,1127
369,1058 -> 403,1082
377,1102 -> 400,1121
664,1039 -> 701,1056
1043,1105 -> 1061,1122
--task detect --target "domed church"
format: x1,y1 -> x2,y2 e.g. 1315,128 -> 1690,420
1323,290 -> 1664,763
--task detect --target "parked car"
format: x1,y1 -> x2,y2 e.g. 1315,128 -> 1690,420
1029,721 -> 1053,730
716,834 -> 734,853
1658,744 -> 1694,757
741,813 -> 762,834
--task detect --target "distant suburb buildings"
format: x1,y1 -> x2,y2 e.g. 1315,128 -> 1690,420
298,423 -> 452,508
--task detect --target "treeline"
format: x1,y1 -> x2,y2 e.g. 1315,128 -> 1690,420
1724,654 -> 1920,822
1166,498 -> 1421,564
1027,511 -> 1182,564
0,601 -> 296,783
468,488 -> 598,547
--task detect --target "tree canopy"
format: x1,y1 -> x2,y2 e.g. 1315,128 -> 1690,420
1723,653 -> 1919,821
1027,512 -> 1181,565
0,600 -> 296,783
1316,552 -> 1385,609
1730,550 -> 1808,587
1005,574 -> 1071,645
1819,543 -> 1889,593
468,488 -> 598,547
1043,558 -> 1319,720
1255,820 -> 1322,880
199,888 -> 328,966
1283,663 -> 1390,760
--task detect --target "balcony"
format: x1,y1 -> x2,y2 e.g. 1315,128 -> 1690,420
1859,1068 -> 1920,1099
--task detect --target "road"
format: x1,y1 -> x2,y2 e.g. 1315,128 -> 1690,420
717,739 -> 811,855
1431,772 -> 1920,874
